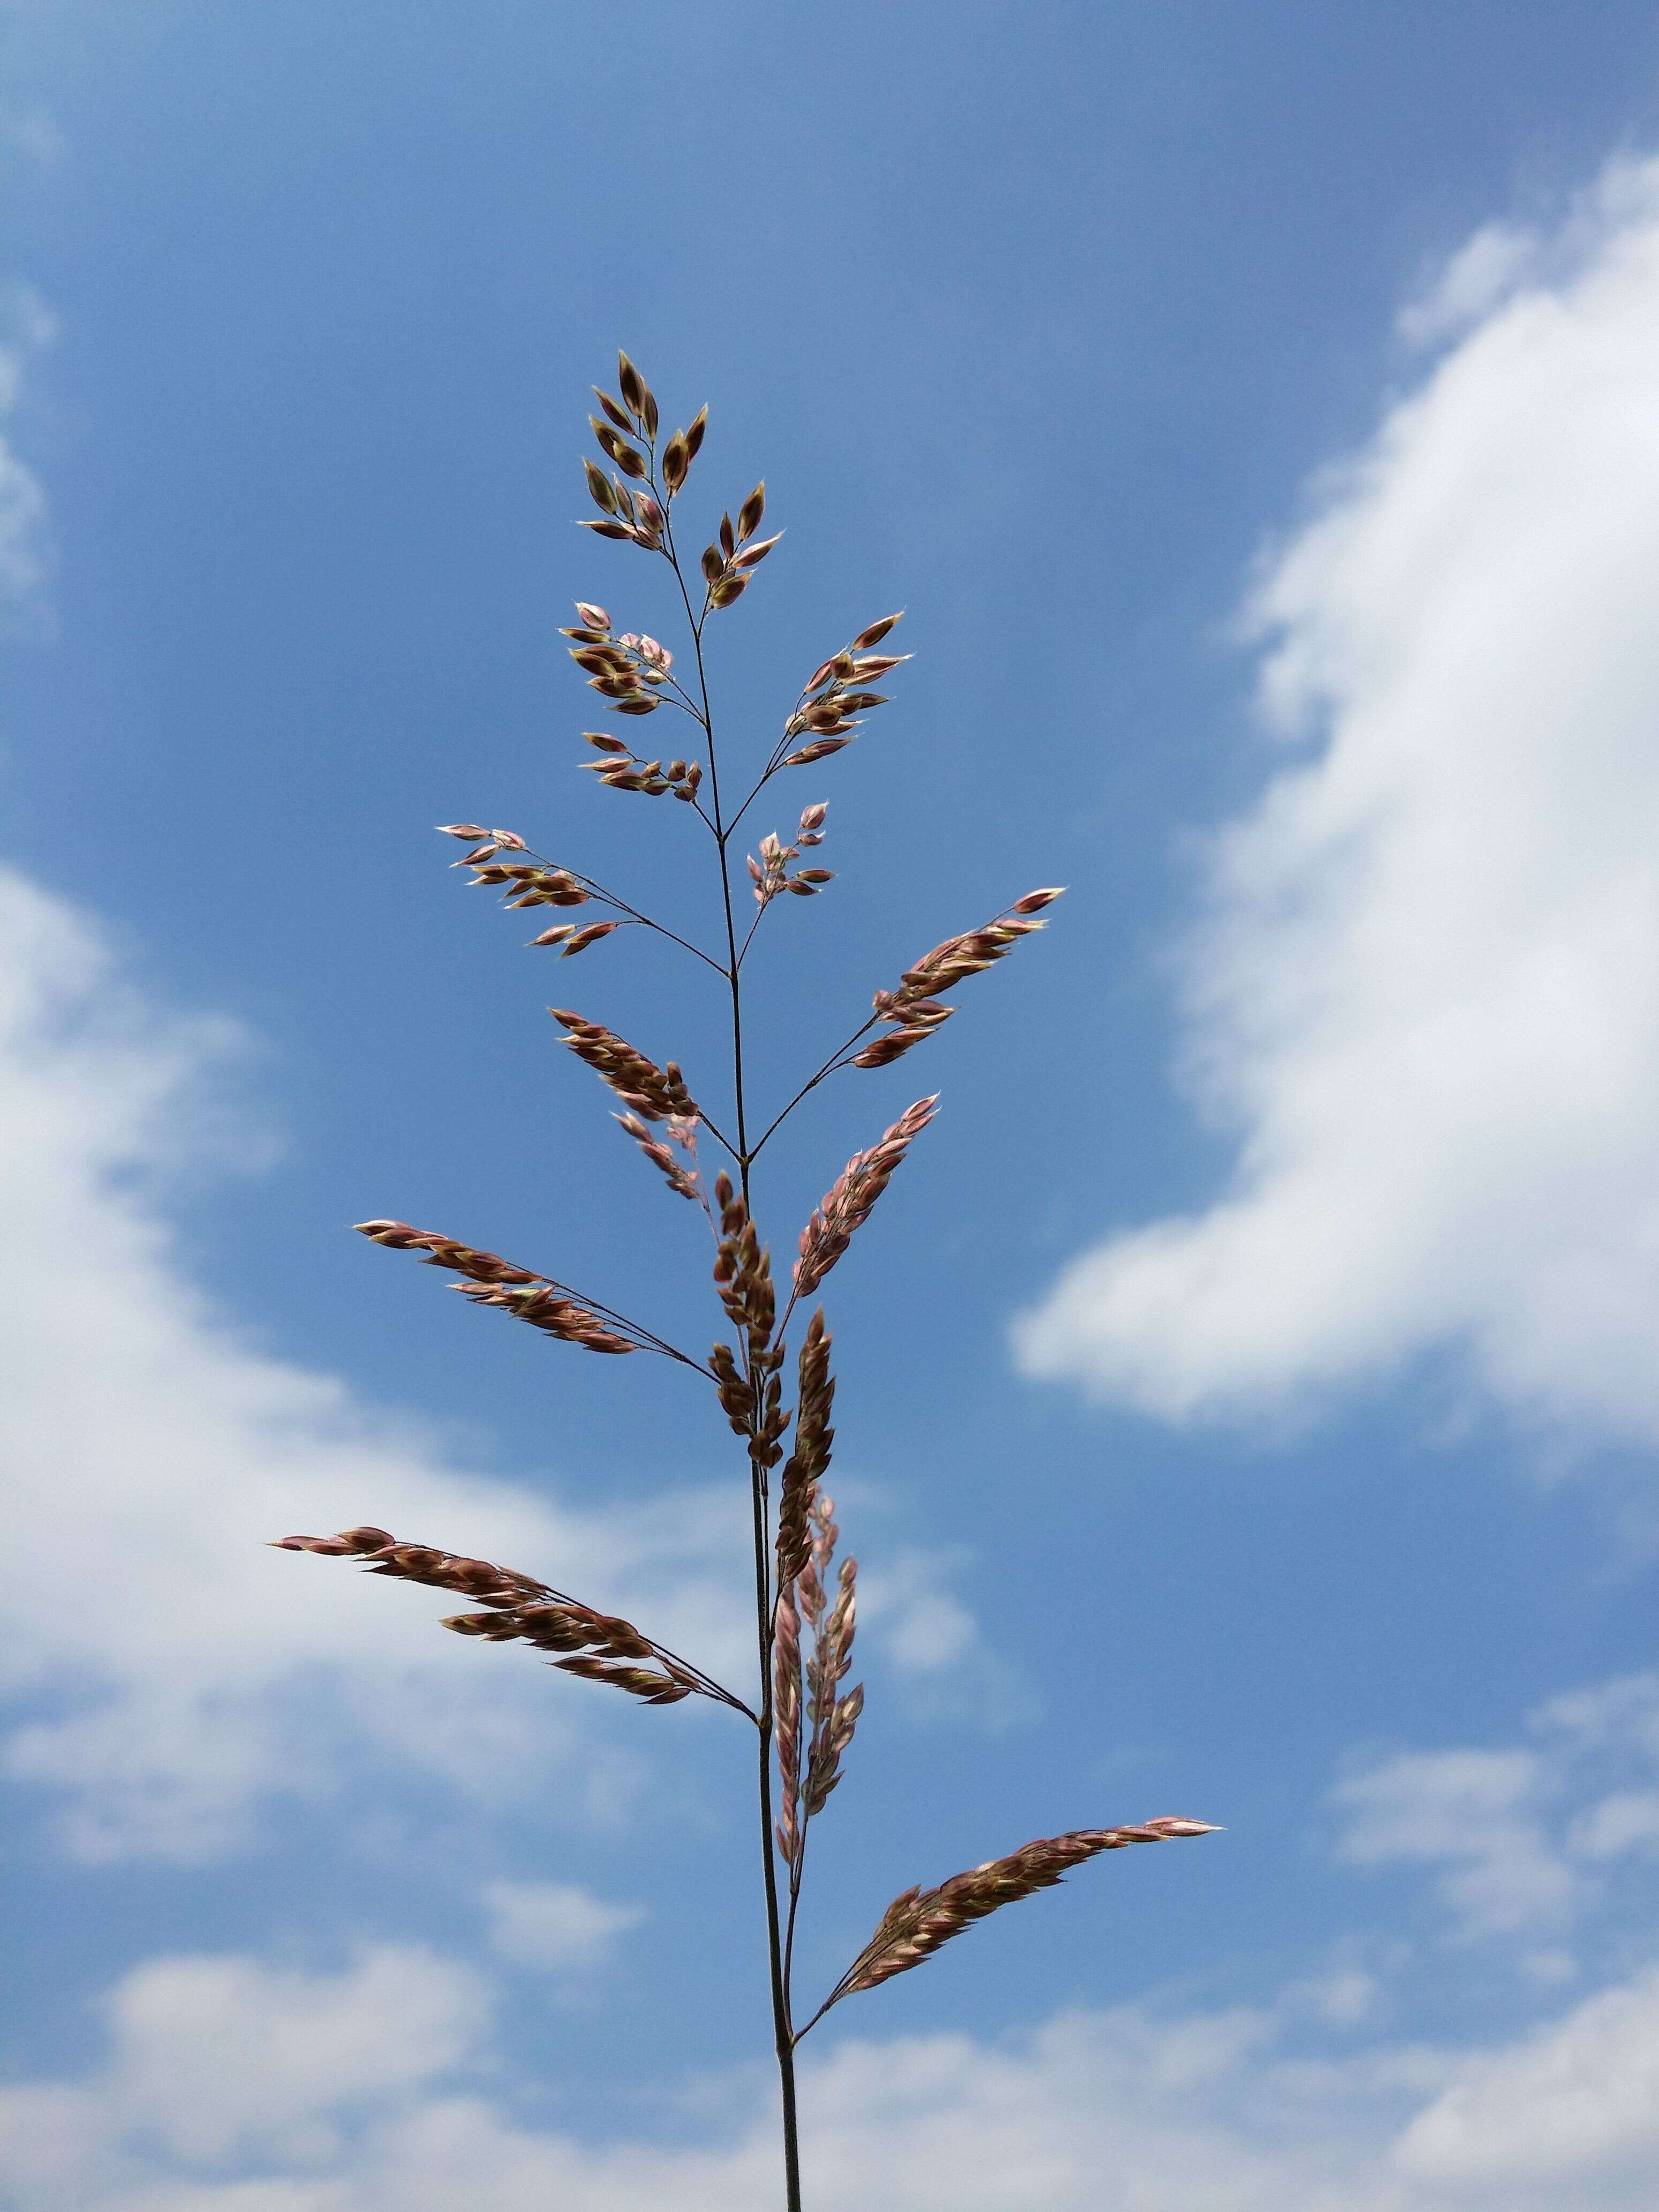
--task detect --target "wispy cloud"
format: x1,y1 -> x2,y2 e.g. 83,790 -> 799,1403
1017,155 -> 1659,1449
1335,1671 -> 1659,1953
481,1880 -> 643,1972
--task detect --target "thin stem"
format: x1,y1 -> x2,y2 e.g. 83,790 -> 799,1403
791,1989 -> 838,2046
691,1108 -> 742,1167
726,698 -> 813,840
736,899 -> 768,972
751,1464 -> 802,2210
491,1267 -> 709,1373
659,494 -> 802,2212
781,1829 -> 808,2020
506,844 -> 728,980
747,1015 -> 883,1163
520,1571 -> 756,1722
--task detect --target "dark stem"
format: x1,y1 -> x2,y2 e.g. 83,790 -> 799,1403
752,1466 -> 803,2212
781,1831 -> 808,2021
661,498 -> 802,2212
506,843 -> 727,979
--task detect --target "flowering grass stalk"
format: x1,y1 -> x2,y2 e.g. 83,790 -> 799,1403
273,354 -> 1215,2210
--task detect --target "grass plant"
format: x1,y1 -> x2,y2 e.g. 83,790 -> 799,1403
274,354 -> 1215,2210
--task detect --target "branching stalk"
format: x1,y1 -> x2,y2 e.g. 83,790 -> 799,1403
275,354 -> 1215,2212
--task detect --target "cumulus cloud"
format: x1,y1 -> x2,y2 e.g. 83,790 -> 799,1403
1018,156 -> 1659,1446
7,1936 -> 1659,2210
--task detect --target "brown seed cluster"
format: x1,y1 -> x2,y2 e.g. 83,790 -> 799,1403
580,352 -> 681,553
583,728 -> 705,802
354,1219 -> 539,1283
453,1280 -> 634,1355
436,824 -> 618,958
269,1526 -> 703,1703
614,1110 -> 703,1204
773,1486 -> 862,1874
773,1578 -> 804,1868
563,606 -> 678,722
775,1310 -> 834,1587
778,614 -> 908,766
771,1489 -> 862,1869
353,1221 -> 635,1356
794,1097 -> 938,1299
749,804 -> 833,908
700,481 -> 781,610
710,1174 -> 788,1470
853,888 -> 1066,1069
831,1818 -> 1221,2005
550,1010 -> 697,1122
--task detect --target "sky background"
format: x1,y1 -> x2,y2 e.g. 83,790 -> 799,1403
5,4 -> 1659,2206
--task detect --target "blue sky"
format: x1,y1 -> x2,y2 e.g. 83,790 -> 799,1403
5,5 -> 1659,2206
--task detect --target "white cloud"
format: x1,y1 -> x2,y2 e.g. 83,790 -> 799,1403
1334,1670 -> 1659,1947
1335,1748 -> 1574,1939
1396,1965 -> 1659,2191
481,1880 -> 642,1971
1017,154 -> 1659,1447
1397,220 -> 1539,346
10,1937 -> 1659,2210
0,1943 -> 490,2200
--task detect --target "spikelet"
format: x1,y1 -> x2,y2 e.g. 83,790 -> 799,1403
773,1579 -> 804,1870
353,1222 -> 636,1355
828,1819 -> 1221,2006
852,891 -> 1065,1068
614,1111 -> 703,1202
776,1311 -> 834,1586
270,1527 -> 705,1705
711,1175 -> 788,1469
550,1010 -> 698,1122
794,1098 -> 937,1299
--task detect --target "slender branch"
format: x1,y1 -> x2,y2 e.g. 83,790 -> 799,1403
464,1560 -> 756,1721
725,693 -> 814,840
747,1014 -> 883,1163
507,842 -> 728,979
691,1107 -> 742,1167
736,900 -> 767,972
